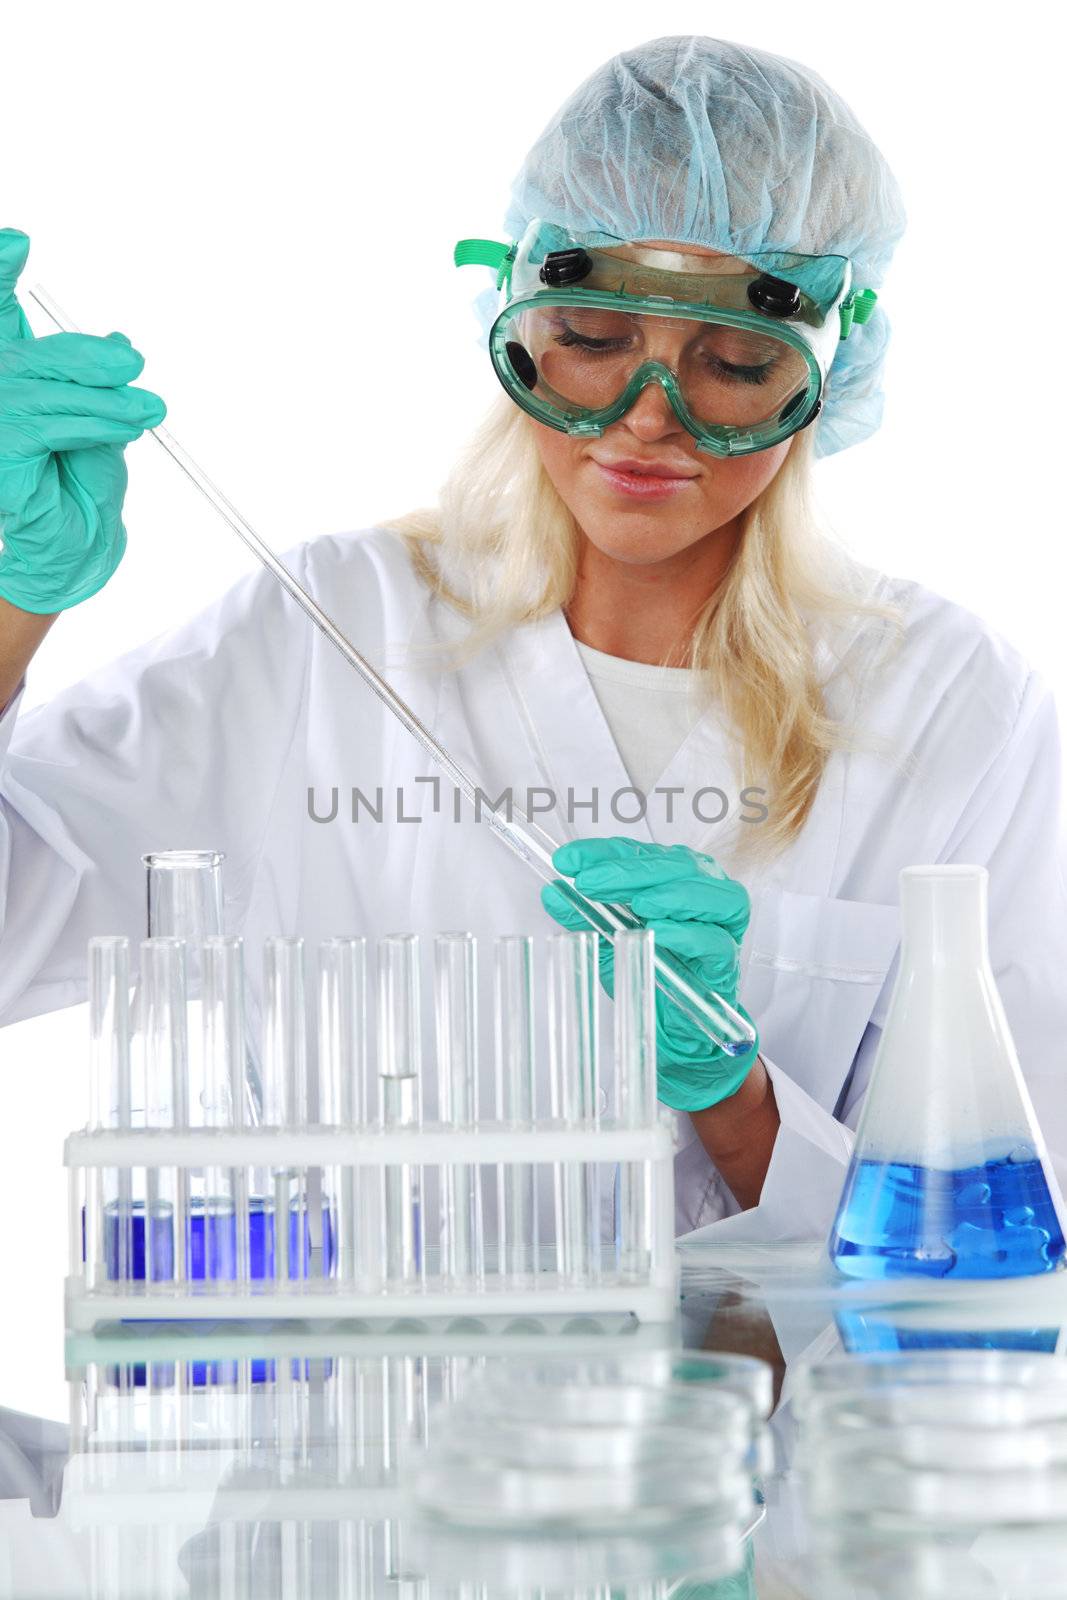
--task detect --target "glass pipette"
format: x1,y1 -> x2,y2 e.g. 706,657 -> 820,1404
27,284 -> 756,1058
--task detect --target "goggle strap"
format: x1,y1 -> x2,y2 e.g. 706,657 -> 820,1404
839,287 -> 878,340
454,238 -> 515,292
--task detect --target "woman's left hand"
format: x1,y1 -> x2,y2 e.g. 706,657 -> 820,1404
541,836 -> 760,1112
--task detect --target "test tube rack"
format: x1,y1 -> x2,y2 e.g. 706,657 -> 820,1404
65,927 -> 679,1330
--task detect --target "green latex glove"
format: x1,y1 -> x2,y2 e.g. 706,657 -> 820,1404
0,229 -> 167,613
541,837 -> 760,1112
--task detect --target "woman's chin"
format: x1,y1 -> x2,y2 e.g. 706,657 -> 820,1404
577,512 -> 716,566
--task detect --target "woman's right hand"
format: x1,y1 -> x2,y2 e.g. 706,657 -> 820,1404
0,229 -> 167,614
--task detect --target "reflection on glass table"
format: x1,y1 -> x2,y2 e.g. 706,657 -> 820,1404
4,1245 -> 1067,1597
3,1314 -> 767,1599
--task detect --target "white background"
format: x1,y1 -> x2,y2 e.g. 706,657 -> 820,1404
1,0 -> 1064,1418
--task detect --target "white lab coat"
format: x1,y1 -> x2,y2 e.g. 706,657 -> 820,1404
2,526 -> 1065,1240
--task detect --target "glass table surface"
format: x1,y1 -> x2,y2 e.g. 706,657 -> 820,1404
2,1242 -> 1067,1598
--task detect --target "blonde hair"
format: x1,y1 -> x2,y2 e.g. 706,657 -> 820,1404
384,393 -> 907,862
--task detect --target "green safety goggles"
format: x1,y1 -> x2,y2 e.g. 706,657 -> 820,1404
455,219 -> 878,458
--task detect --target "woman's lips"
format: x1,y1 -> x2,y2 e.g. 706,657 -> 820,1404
592,462 -> 696,499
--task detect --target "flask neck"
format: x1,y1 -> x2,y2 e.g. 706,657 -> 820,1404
899,866 -> 989,970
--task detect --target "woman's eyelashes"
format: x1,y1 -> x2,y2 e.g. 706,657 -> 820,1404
551,326 -> 777,386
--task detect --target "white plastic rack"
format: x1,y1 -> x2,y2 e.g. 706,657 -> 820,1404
66,922 -> 679,1329
66,1122 -> 677,1328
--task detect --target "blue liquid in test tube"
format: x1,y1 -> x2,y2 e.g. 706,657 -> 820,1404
101,1196 -> 335,1386
102,1196 -> 335,1283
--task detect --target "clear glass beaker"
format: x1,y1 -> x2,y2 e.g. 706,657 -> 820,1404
141,850 -> 269,1295
828,868 -> 1067,1281
143,849 -> 224,946
142,848 -> 262,1126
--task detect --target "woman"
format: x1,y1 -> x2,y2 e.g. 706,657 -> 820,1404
1,37 -> 1064,1245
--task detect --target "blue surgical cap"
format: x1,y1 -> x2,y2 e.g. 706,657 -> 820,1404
474,35 -> 906,457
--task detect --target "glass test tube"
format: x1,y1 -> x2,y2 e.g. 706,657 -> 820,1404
494,935 -> 538,1281
548,931 -> 601,1283
202,937 -> 247,1287
378,935 -> 423,1287
319,937 -> 369,1285
263,937 -> 308,1284
140,938 -> 189,1285
434,934 -> 484,1285
88,937 -> 133,1288
614,928 -> 658,1280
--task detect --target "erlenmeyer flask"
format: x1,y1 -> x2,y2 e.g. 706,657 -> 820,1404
828,865 -> 1067,1280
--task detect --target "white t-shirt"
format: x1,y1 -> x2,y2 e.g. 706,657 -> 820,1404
574,638 -> 704,794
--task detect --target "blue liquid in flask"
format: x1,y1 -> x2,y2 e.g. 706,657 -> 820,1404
835,1307 -> 1061,1355
828,1154 -> 1067,1280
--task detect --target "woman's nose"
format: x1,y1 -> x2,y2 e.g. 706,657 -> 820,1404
617,375 -> 686,441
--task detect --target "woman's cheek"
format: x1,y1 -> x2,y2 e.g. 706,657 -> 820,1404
698,443 -> 791,520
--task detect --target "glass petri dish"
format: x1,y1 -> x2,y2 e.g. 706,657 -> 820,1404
483,1349 -> 775,1419
404,1504 -> 755,1593
802,1415 -> 1067,1471
426,1413 -> 737,1473
411,1444 -> 756,1532
803,1455 -> 1067,1527
407,1507 -> 755,1590
798,1378 -> 1067,1429
455,1375 -> 752,1436
794,1350 -> 1067,1404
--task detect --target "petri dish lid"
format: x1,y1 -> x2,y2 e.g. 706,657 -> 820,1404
483,1350 -> 775,1419
407,1506 -> 754,1589
411,1449 -> 755,1531
425,1413 -> 749,1474
794,1350 -> 1067,1405
802,1416 -> 1067,1472
803,1455 -> 1067,1527
455,1375 -> 753,1435
800,1383 -> 1067,1431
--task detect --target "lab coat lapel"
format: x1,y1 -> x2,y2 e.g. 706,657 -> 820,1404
639,710 -> 747,856
498,609 -> 656,847
641,632 -> 853,872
